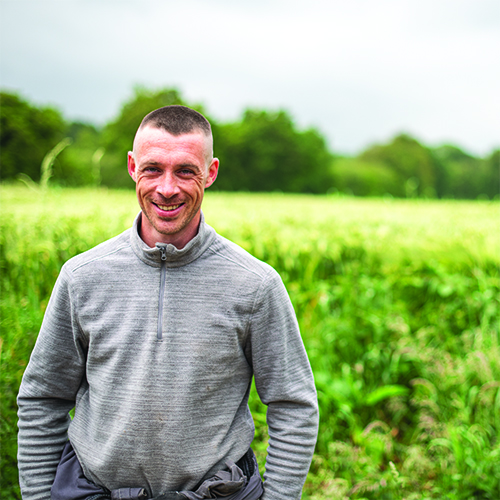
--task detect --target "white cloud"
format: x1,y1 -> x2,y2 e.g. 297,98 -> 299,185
1,0 -> 498,155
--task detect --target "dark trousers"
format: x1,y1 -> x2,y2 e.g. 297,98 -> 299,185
51,441 -> 263,500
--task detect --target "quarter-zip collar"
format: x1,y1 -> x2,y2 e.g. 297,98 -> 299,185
130,211 -> 216,268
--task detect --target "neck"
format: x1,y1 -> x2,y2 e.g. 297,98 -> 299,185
139,212 -> 201,249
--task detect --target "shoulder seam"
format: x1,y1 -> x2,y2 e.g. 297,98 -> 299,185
206,243 -> 269,279
70,242 -> 131,273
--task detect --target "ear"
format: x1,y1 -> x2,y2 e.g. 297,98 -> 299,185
205,158 -> 219,189
127,151 -> 137,182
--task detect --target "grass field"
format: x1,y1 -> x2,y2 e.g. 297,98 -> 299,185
1,186 -> 499,499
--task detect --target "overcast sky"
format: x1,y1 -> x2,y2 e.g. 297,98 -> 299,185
1,0 -> 499,156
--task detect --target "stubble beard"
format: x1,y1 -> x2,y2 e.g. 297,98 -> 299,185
141,199 -> 201,239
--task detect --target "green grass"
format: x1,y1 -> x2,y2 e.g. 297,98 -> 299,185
1,186 -> 499,499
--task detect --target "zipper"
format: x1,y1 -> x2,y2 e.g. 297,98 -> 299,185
157,245 -> 167,340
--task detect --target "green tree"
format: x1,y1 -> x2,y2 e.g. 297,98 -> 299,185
0,92 -> 66,181
482,149 -> 500,199
213,109 -> 334,193
56,122 -> 102,186
331,157 -> 402,197
432,145 -> 477,198
431,145 -> 499,199
359,134 -> 439,198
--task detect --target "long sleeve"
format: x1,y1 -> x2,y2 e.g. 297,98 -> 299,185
247,270 -> 319,500
17,266 -> 87,500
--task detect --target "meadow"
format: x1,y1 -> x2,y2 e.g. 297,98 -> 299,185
1,185 -> 499,499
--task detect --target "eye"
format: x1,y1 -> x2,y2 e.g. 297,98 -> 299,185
179,168 -> 196,176
144,166 -> 161,173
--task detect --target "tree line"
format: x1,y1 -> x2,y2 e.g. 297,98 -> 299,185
1,88 -> 498,199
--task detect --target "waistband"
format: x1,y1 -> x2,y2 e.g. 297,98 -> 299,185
51,441 -> 263,500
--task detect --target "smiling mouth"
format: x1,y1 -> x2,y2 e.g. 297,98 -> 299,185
155,203 -> 183,212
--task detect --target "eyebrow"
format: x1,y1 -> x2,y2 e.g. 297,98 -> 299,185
140,160 -> 201,171
177,163 -> 201,170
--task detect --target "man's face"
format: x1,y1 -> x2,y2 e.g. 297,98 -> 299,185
127,126 -> 219,248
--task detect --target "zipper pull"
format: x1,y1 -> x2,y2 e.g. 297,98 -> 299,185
158,246 -> 167,261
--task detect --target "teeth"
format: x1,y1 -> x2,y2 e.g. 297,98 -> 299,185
157,203 -> 181,211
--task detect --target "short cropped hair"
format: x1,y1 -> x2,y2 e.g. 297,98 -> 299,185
140,105 -> 212,137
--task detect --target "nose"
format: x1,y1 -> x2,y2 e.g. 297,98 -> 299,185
156,170 -> 180,199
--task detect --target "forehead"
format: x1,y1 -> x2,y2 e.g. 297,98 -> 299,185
133,126 -> 210,164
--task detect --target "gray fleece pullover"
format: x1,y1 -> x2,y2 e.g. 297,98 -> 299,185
17,213 -> 318,500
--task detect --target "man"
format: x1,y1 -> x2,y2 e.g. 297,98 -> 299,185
17,106 -> 319,500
